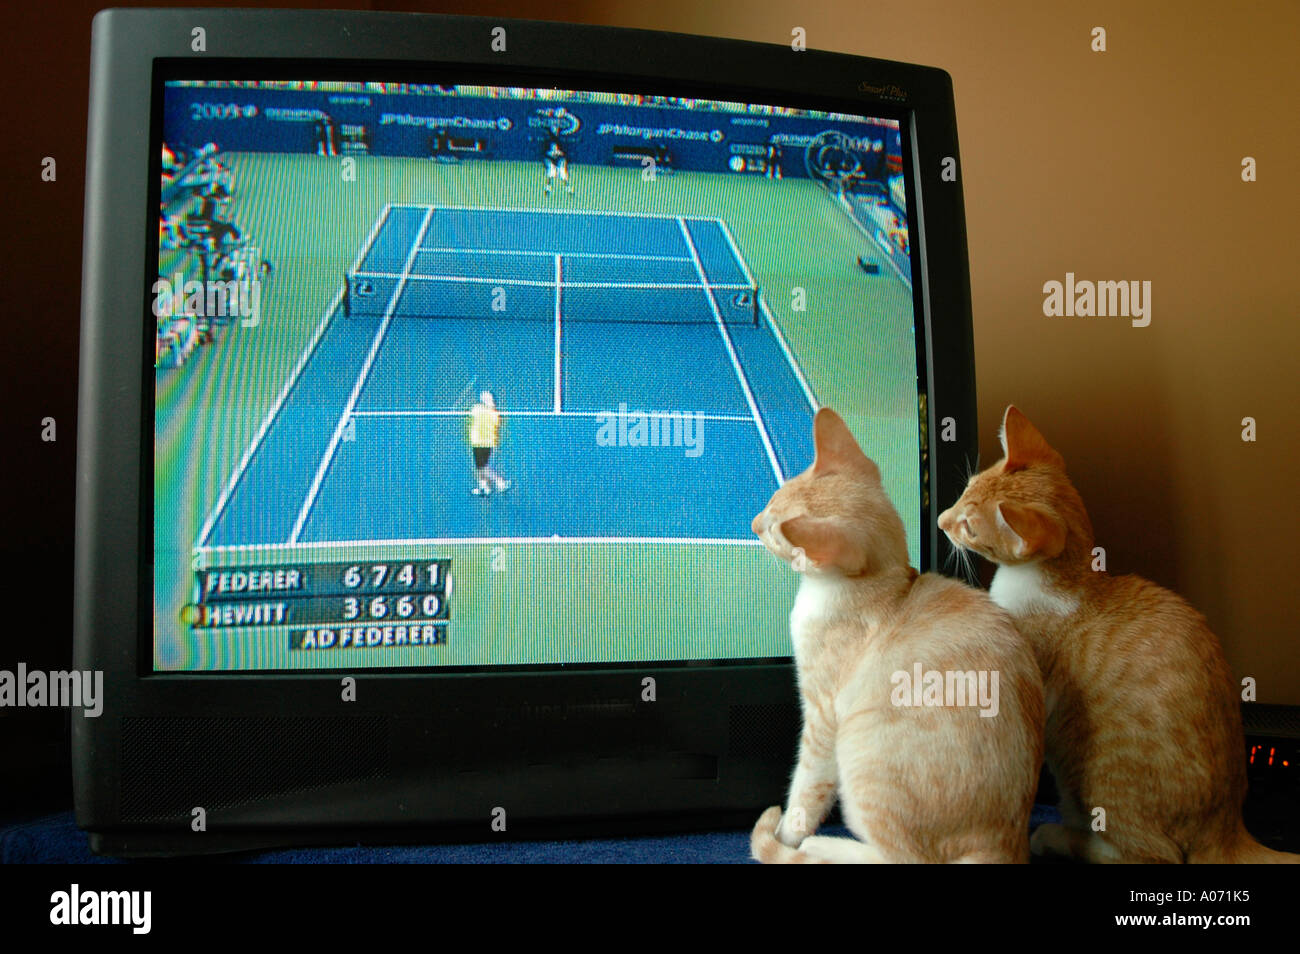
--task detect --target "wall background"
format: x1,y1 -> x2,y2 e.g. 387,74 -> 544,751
1,0 -> 1295,818
530,0 -> 1300,702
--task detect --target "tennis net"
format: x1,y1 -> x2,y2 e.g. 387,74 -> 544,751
344,269 -> 760,326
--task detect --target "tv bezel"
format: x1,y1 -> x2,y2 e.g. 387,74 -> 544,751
75,7 -> 977,855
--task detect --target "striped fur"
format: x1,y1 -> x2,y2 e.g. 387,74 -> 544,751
750,409 -> 1044,864
938,406 -> 1296,864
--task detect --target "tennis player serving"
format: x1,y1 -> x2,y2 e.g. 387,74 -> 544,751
469,391 -> 511,496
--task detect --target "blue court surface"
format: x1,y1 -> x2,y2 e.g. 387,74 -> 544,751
196,204 -> 818,553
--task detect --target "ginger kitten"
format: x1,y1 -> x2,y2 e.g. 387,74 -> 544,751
750,408 -> 1043,863
939,405 -> 1295,863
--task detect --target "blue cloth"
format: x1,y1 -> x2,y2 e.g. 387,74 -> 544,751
1,806 -> 1062,863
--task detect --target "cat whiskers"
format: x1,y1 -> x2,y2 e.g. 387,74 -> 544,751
757,532 -> 786,569
943,542 -> 961,573
954,541 -> 979,586
943,535 -> 979,586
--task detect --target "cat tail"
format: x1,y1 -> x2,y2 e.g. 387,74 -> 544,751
1231,841 -> 1300,864
1190,824 -> 1300,864
750,807 -> 886,864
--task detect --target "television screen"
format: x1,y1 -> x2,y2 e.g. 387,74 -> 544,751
152,74 -> 923,672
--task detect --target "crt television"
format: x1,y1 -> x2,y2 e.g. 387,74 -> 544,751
74,8 -> 977,855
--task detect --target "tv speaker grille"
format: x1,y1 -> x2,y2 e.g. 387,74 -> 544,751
1243,703 -> 1300,739
120,715 -> 389,822
727,703 -> 799,759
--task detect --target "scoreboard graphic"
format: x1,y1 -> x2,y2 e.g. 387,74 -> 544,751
182,559 -> 453,653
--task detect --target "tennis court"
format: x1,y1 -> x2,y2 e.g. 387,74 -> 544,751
196,204 -> 817,552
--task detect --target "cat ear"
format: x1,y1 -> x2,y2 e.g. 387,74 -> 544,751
996,502 -> 1067,560
780,515 -> 867,573
1000,406 -> 1064,472
812,408 -> 877,479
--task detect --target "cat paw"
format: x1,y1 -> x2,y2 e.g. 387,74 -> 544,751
775,812 -> 810,847
1030,822 -> 1070,858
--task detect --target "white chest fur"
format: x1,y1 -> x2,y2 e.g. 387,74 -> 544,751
789,572 -> 848,645
990,562 -> 1077,616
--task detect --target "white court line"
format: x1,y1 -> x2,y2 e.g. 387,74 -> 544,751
347,203 -> 394,276
714,216 -> 820,412
554,254 -> 563,413
353,270 -> 751,291
198,535 -> 763,556
758,296 -> 820,413
714,216 -> 757,290
288,205 -> 436,546
677,216 -> 784,486
389,202 -> 717,223
195,285 -> 346,549
351,409 -> 754,422
835,191 -> 912,291
417,246 -> 689,262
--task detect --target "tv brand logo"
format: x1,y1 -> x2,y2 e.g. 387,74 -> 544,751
1042,272 -> 1152,327
857,80 -> 907,102
50,884 -> 151,934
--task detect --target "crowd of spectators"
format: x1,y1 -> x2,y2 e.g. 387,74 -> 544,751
156,142 -> 268,368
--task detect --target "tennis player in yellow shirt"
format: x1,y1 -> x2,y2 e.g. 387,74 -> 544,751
469,391 -> 511,496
